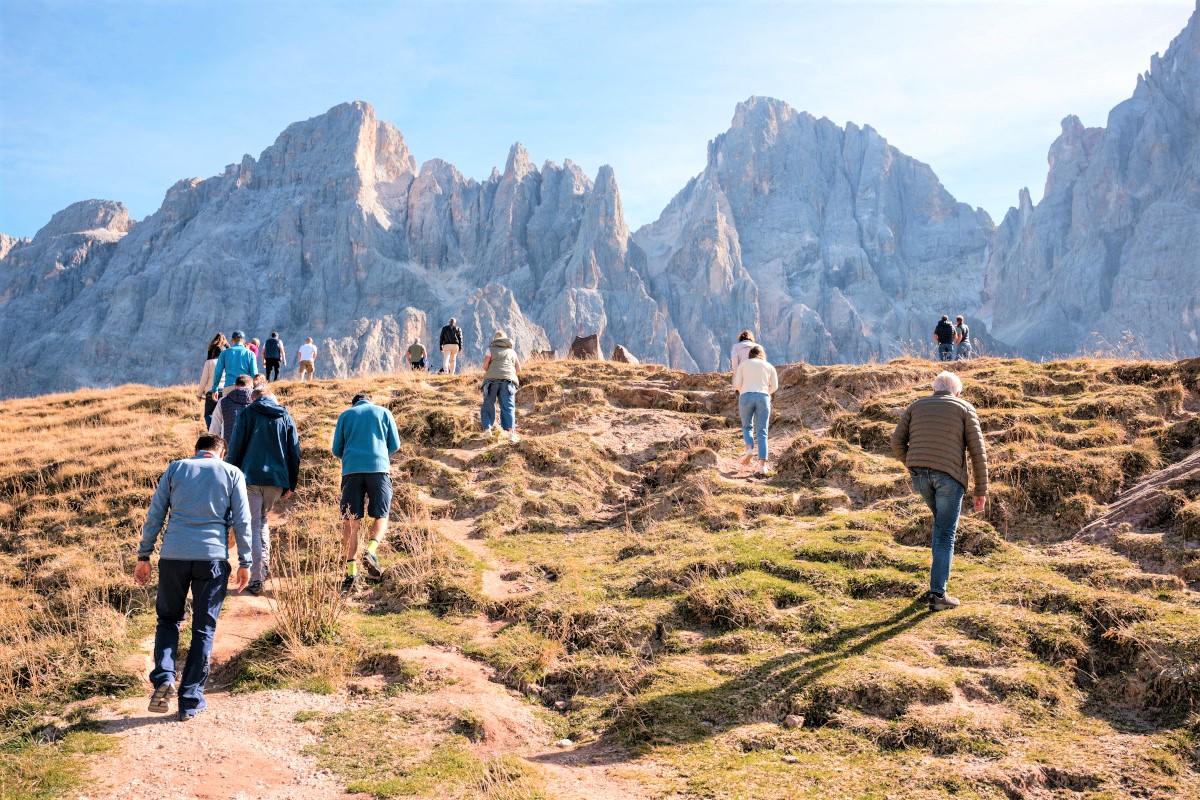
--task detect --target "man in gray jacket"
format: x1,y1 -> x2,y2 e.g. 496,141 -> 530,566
891,371 -> 988,611
135,433 -> 252,720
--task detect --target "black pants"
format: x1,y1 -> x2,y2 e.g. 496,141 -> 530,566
265,358 -> 281,381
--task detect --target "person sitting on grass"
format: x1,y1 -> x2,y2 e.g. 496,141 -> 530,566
135,433 -> 251,721
332,392 -> 401,593
408,339 -> 427,371
890,370 -> 988,612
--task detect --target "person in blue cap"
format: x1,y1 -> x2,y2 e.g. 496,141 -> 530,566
210,330 -> 259,399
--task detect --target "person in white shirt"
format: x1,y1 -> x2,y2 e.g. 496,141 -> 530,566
731,330 -> 764,375
732,345 -> 779,475
296,338 -> 318,382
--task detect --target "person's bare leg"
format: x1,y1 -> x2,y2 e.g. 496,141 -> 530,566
369,517 -> 388,546
342,519 -> 359,562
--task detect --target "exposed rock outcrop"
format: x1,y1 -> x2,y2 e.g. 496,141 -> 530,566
569,334 -> 602,360
983,5 -> 1200,358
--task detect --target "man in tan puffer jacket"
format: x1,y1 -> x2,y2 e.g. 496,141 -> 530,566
891,370 -> 988,611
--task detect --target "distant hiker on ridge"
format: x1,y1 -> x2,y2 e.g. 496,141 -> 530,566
481,330 -> 521,442
263,331 -> 286,382
954,316 -> 972,360
135,432 -> 251,721
730,330 -> 764,376
226,385 -> 300,596
197,339 -> 225,429
439,317 -> 464,374
890,371 -> 988,612
210,331 -> 259,398
408,339 -> 427,371
332,392 -> 401,593
933,316 -> 956,362
733,345 -> 779,475
297,337 -> 317,382
208,374 -> 254,439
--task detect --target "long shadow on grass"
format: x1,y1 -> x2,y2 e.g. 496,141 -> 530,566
607,597 -> 931,751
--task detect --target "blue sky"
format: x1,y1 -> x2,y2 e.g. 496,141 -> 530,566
0,0 -> 1194,238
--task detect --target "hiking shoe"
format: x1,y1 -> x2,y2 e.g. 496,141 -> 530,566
759,460 -> 772,476
929,592 -> 961,612
148,683 -> 175,714
245,580 -> 263,596
740,448 -> 755,466
177,705 -> 206,722
340,575 -> 357,595
508,430 -> 520,443
363,550 -> 382,579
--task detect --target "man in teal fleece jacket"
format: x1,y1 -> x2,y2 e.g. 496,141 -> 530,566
135,433 -> 251,720
332,392 -> 401,592
210,330 -> 259,398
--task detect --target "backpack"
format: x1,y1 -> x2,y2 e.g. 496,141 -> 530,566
264,337 -> 281,359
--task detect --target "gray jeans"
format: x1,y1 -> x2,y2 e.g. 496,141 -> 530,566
247,485 -> 283,582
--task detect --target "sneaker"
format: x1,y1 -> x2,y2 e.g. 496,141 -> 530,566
178,705 -> 206,722
929,592 -> 961,612
363,550 -> 382,579
340,575 -> 357,595
508,430 -> 520,443
739,448 -> 755,466
759,460 -> 771,476
245,580 -> 263,596
481,427 -> 493,439
148,683 -> 175,714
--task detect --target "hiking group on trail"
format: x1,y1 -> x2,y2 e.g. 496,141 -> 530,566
933,314 -> 973,361
140,321 -> 987,718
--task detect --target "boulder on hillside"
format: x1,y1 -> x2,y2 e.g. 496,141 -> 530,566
611,345 -> 639,364
535,349 -> 557,360
569,334 -> 602,360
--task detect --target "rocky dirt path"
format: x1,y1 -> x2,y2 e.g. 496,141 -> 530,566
83,589 -> 363,800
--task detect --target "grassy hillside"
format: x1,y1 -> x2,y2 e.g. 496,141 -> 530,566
3,357 -> 1200,799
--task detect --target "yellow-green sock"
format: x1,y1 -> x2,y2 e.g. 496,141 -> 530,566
366,540 -> 379,556
346,560 -> 358,577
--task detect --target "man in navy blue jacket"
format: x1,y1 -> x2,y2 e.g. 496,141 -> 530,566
226,386 -> 301,595
136,433 -> 251,720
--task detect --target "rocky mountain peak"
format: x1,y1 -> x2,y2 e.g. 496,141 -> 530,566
504,142 -> 535,180
34,199 -> 132,241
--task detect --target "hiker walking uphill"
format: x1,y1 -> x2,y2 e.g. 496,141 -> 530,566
731,330 -> 764,375
262,332 -> 286,381
225,386 -> 300,596
954,316 -> 972,360
296,338 -> 317,381
408,340 -> 427,371
439,317 -> 463,374
481,331 -> 521,442
332,392 -> 401,593
135,433 -> 252,721
210,331 -> 259,398
197,339 -> 225,428
933,316 -> 956,362
890,371 -> 988,612
208,374 -> 254,438
733,345 -> 778,475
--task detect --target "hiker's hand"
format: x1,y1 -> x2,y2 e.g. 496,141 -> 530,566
211,391 -> 220,402
282,489 -> 293,500
233,567 -> 250,592
134,561 -> 151,586
973,496 -> 987,513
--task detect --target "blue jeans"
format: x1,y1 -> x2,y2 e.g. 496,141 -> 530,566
151,559 -> 230,712
909,468 -> 965,595
956,342 -> 972,360
938,343 -> 955,362
481,380 -> 516,431
738,391 -> 770,461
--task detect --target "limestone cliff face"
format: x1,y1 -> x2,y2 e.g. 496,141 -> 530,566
0,103 -> 661,395
634,97 -> 995,369
983,6 -> 1200,358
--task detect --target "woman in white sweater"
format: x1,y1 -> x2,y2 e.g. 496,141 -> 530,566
197,341 -> 223,429
732,345 -> 779,474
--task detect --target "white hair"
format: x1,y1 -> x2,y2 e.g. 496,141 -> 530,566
932,371 -> 963,395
